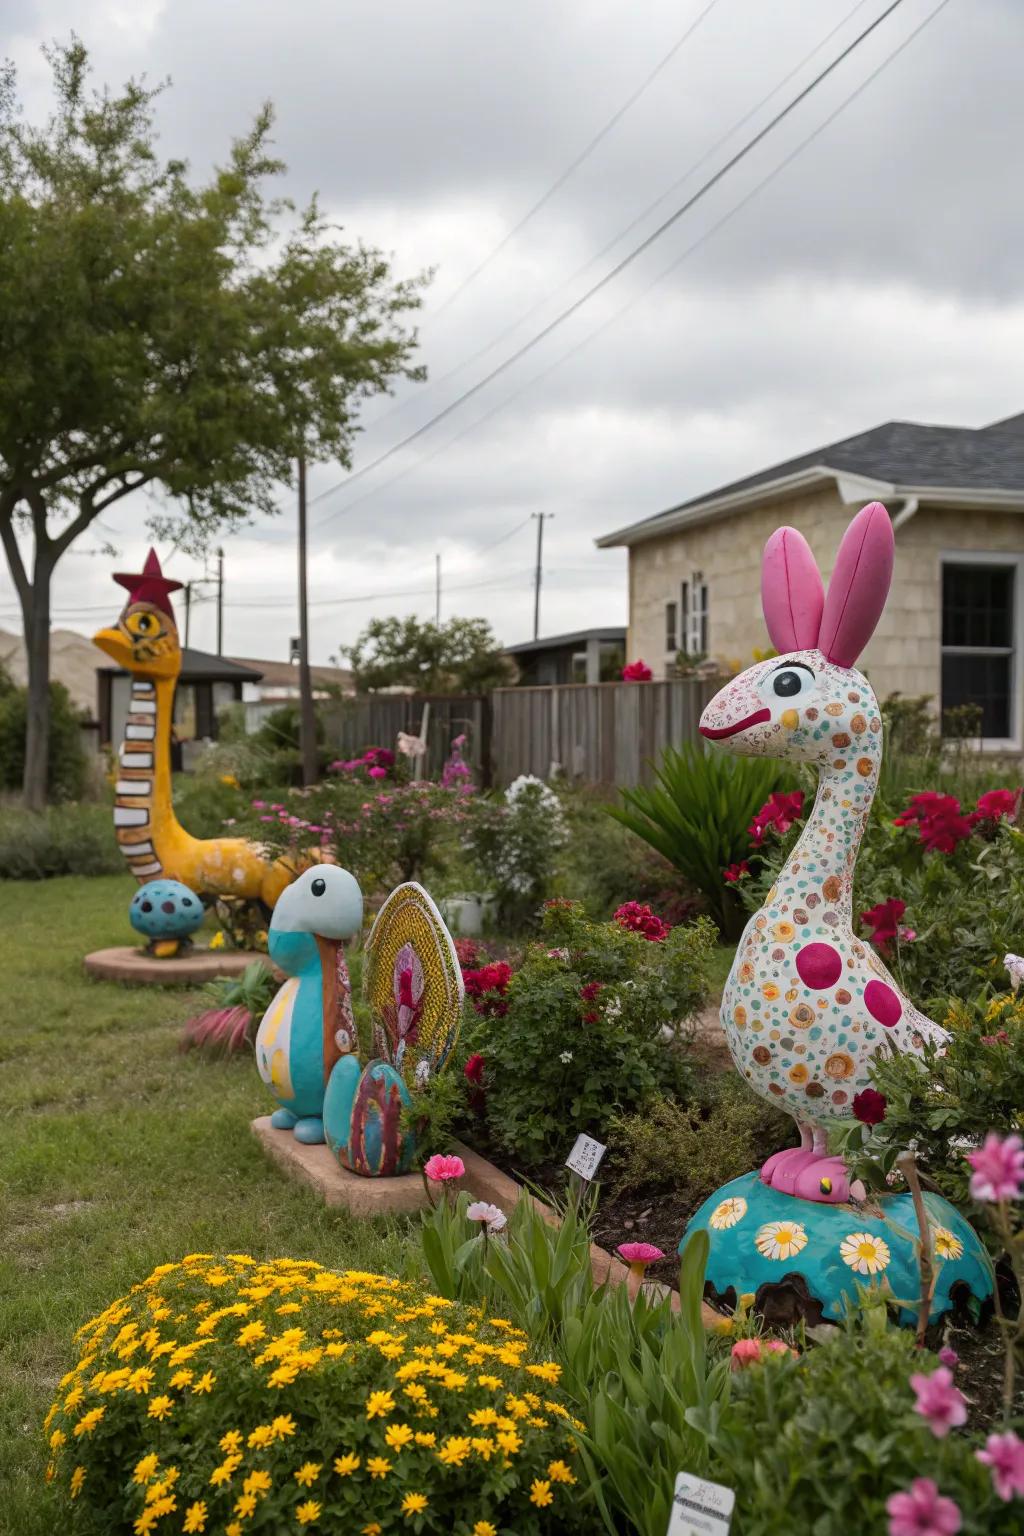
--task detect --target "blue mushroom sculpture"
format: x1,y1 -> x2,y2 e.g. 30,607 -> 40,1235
129,879 -> 204,957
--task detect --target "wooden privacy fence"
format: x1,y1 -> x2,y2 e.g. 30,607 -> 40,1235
319,693 -> 491,785
490,676 -> 720,788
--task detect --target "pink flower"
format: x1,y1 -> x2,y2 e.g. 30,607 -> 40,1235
886,1478 -> 961,1536
971,788 -> 1020,826
616,1242 -> 664,1268
367,765 -> 387,779
730,1339 -> 763,1370
860,898 -> 906,951
748,790 -> 804,847
976,1430 -> 1024,1502
466,1201 -> 507,1233
423,1154 -> 465,1183
909,1367 -> 968,1438
966,1132 -> 1024,1202
614,901 -> 669,941
937,1346 -> 959,1369
722,861 -> 750,884
622,659 -> 653,682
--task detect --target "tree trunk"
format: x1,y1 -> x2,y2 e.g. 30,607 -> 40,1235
22,549 -> 53,810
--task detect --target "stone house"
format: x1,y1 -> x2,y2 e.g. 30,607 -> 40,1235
597,413 -> 1024,751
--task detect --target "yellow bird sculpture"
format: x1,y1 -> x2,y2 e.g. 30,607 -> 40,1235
93,550 -> 307,908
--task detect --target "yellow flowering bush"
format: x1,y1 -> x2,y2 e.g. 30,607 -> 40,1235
44,1254 -> 596,1535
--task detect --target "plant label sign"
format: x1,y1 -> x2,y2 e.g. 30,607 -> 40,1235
667,1472 -> 734,1536
565,1133 -> 606,1181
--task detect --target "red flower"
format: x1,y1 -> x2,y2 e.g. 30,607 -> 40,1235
621,659 -> 653,682
970,788 -> 1020,831
860,897 -> 906,951
454,936 -> 481,969
614,901 -> 670,942
981,1030 -> 1011,1047
463,962 -> 512,1017
464,1053 -> 485,1084
852,1089 -> 887,1126
723,861 -> 750,884
894,792 -> 972,853
579,980 -> 604,1023
748,790 -> 804,847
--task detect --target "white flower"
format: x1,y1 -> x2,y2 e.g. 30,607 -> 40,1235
754,1220 -> 808,1261
466,1201 -> 507,1232
1005,953 -> 1024,992
709,1197 -> 747,1230
559,1050 -> 573,1064
839,1231 -> 891,1275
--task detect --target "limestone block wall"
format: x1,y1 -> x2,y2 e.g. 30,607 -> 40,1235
627,491 -> 1024,728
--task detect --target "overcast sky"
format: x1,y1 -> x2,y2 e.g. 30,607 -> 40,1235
3,0 -> 1023,663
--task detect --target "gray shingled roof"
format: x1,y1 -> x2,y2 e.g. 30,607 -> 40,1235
599,411 -> 1024,545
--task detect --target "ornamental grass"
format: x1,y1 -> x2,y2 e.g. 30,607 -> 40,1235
44,1254 -> 587,1535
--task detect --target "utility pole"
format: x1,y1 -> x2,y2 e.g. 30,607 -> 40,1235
531,512 -> 552,641
215,548 -> 224,655
183,582 -> 192,648
435,554 -> 441,625
296,455 -> 318,787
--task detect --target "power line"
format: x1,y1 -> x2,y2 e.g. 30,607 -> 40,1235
302,0 -> 949,531
219,569 -> 535,609
429,0 -> 722,321
309,0 -> 910,524
360,0 -> 874,438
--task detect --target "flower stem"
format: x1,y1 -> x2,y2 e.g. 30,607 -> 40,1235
897,1151 -> 933,1346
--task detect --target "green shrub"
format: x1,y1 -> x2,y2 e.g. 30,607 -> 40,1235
695,1307 -> 1020,1534
837,989 -> 1024,1209
609,744 -> 794,940
0,671 -> 88,801
0,802 -> 121,878
557,786 -> 697,922
45,1253 -> 598,1535
610,1075 -> 792,1204
464,776 -> 568,932
467,900 -> 714,1167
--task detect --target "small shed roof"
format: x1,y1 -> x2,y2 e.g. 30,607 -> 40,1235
504,626 -> 626,656
98,647 -> 263,683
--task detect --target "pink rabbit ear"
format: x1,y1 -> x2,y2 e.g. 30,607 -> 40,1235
761,526 -> 824,653
818,501 -> 894,668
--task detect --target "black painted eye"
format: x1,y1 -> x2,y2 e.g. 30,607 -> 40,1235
141,900 -> 153,913
773,670 -> 803,697
311,877 -> 326,897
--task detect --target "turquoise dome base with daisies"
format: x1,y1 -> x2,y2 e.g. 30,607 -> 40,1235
683,1171 -> 993,1328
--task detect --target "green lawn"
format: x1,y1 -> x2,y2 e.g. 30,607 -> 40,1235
0,875 -> 413,1536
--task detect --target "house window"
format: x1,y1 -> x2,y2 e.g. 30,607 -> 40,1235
665,601 -> 678,653
941,561 -> 1016,741
680,573 -> 708,656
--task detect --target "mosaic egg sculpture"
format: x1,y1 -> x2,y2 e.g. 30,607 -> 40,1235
128,879 -> 204,956
255,865 -> 363,1146
323,882 -> 464,1177
680,504 -> 993,1323
686,1171 -> 992,1327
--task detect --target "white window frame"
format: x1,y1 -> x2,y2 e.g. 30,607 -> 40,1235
683,571 -> 708,656
665,599 -> 678,656
939,549 -> 1024,752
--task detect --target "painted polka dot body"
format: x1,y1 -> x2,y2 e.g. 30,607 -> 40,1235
700,506 -> 948,1198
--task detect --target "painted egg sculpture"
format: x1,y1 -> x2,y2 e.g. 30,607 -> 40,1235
129,880 -> 204,941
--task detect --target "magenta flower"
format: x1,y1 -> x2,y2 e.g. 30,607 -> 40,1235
976,1430 -> 1024,1502
622,659 -> 653,682
966,1132 -> 1024,1202
423,1153 -> 465,1183
937,1346 -> 959,1369
886,1478 -> 961,1536
616,1242 -> 664,1269
909,1367 -> 968,1438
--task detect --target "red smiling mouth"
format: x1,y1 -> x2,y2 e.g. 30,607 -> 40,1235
700,707 -> 771,740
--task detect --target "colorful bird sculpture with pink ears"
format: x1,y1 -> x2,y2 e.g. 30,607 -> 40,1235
701,502 -> 949,1203
682,504 -> 992,1326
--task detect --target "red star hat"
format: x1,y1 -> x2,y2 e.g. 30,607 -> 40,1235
113,549 -> 183,621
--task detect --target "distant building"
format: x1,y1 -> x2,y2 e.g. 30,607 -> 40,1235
504,627 -> 627,686
97,649 -> 261,759
598,412 -> 1024,751
230,655 -> 354,733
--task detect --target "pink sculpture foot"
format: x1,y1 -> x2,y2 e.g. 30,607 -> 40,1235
760,1146 -> 817,1190
790,1155 -> 857,1204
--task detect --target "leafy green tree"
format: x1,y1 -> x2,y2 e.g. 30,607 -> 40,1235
344,615 -> 514,694
0,41 -> 426,807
